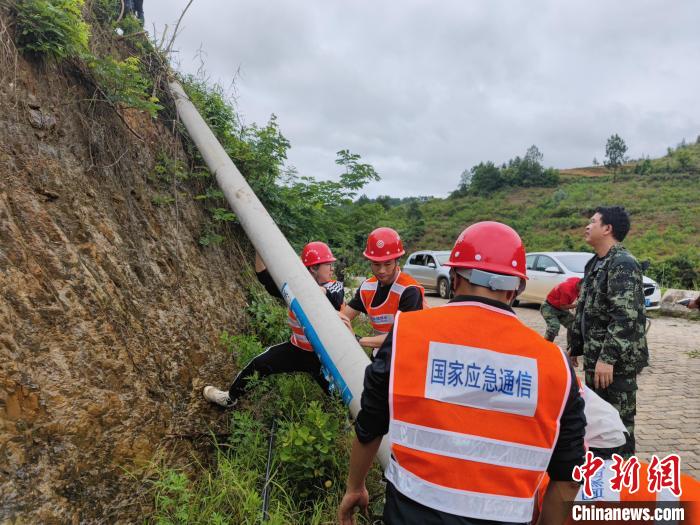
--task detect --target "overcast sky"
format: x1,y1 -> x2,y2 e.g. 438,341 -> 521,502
146,1 -> 699,198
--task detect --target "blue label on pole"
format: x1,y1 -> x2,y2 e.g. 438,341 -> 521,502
281,283 -> 353,404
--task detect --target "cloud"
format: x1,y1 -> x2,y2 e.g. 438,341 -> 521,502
148,0 -> 700,197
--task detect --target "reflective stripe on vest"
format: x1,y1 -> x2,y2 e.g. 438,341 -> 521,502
359,271 -> 425,333
287,309 -> 313,351
286,280 -> 340,352
387,302 -> 571,522
386,459 -> 537,523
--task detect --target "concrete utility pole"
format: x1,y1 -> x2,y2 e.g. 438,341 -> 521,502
169,81 -> 390,467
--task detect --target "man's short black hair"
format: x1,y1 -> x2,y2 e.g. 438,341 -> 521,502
595,206 -> 630,242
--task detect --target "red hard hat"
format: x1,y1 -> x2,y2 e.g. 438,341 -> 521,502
363,227 -> 405,262
301,241 -> 336,267
443,221 -> 527,280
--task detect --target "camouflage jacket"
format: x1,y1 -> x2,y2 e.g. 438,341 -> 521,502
570,244 -> 649,375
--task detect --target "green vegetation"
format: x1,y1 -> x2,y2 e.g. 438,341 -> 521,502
150,292 -> 383,525
11,0 -> 89,58
8,0 -> 159,117
9,3 -> 699,523
384,153 -> 700,289
604,133 -> 628,181
452,145 -> 559,197
178,74 -> 382,277
87,55 -> 162,116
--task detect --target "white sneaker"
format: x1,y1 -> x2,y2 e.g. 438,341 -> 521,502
202,386 -> 236,408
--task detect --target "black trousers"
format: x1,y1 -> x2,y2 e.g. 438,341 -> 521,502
228,340 -> 330,400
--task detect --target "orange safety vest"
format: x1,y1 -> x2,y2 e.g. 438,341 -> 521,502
287,280 -> 341,352
358,271 -> 425,333
388,301 -> 572,522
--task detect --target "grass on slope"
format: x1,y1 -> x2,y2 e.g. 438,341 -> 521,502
395,169 -> 699,289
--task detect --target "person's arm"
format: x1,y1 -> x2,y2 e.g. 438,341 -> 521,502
357,333 -> 387,349
343,286 -> 367,321
324,281 -> 345,312
338,436 -> 382,525
254,252 -> 283,299
540,360 -> 586,524
344,286 -> 366,322
537,480 -> 580,525
596,260 -> 642,388
339,331 -> 393,523
569,300 -> 584,357
344,306 -> 361,322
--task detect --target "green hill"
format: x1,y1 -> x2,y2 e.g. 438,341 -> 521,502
386,143 -> 700,289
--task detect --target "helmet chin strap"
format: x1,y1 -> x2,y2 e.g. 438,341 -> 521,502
456,268 -> 524,294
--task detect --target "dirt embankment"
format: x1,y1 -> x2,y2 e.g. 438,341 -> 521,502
0,18 -> 248,524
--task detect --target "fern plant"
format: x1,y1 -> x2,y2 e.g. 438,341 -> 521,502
12,0 -> 90,59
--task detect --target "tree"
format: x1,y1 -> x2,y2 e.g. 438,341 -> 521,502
450,169 -> 473,198
404,201 -> 425,243
675,148 -> 693,172
335,149 -> 380,196
525,145 -> 544,164
470,161 -> 506,195
604,134 -> 628,182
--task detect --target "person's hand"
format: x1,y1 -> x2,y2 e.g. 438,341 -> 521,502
567,350 -> 578,368
338,485 -> 369,525
338,312 -> 354,333
594,360 -> 614,390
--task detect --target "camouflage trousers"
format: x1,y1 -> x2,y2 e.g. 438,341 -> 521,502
585,371 -> 638,458
540,301 -> 574,346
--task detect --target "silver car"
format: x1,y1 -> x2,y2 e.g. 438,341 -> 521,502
519,251 -> 661,310
403,250 -> 453,298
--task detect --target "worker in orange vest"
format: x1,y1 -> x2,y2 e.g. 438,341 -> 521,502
343,227 -> 425,354
338,221 -> 586,525
202,242 -> 345,408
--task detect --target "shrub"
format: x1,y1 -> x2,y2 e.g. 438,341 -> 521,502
92,0 -> 121,23
246,287 -> 289,346
634,158 -> 653,175
647,255 -> 699,290
277,401 -> 342,499
13,0 -> 89,59
87,55 -> 162,116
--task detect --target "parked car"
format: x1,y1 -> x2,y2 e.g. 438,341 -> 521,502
403,250 -> 453,298
519,251 -> 661,310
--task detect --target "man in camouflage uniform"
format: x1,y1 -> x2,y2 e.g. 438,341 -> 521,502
570,206 -> 648,458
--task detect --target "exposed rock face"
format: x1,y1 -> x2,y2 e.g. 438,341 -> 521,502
0,24 -> 247,524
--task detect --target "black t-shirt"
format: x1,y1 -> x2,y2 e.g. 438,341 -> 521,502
256,270 -> 344,312
347,279 -> 423,314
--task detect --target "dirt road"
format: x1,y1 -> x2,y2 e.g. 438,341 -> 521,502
425,295 -> 700,478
